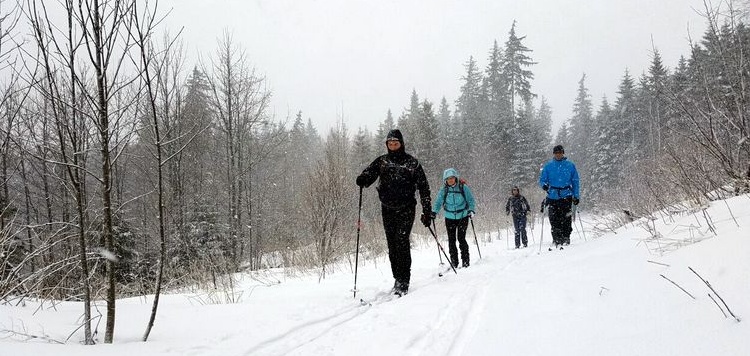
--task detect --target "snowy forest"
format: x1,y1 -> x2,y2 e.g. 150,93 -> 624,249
0,0 -> 749,345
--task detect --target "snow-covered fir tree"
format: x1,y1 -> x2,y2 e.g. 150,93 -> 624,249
502,20 -> 537,126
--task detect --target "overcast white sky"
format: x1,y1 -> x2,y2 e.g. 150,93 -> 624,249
159,0 -> 710,134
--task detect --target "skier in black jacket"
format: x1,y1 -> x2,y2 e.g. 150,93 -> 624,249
356,129 -> 432,296
505,186 -> 531,248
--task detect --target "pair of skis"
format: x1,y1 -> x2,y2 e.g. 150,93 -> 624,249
437,264 -> 455,277
359,292 -> 402,306
539,198 -> 577,252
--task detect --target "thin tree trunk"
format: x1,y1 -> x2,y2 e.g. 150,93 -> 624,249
89,0 -> 117,342
67,1 -> 93,340
236,131 -> 243,270
19,158 -> 36,274
134,6 -> 168,340
1,121 -> 10,230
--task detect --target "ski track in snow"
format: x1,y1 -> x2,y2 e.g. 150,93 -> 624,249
240,300 -> 373,355
406,252 -> 527,356
241,256 -> 523,356
404,277 -> 489,356
236,250 -> 527,356
445,255 -> 523,355
240,287 -> 413,356
404,290 -> 466,356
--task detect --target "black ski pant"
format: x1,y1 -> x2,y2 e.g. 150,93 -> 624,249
445,216 -> 469,267
381,204 -> 415,286
547,198 -> 573,245
512,215 -> 528,247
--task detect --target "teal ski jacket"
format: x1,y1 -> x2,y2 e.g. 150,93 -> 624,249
432,168 -> 476,220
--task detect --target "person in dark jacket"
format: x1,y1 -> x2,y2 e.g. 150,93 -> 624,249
505,186 -> 531,248
431,168 -> 476,268
356,129 -> 431,296
539,145 -> 580,248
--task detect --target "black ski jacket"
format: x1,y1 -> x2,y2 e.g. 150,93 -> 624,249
357,151 -> 431,212
505,195 -> 530,217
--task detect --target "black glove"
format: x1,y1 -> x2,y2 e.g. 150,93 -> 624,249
420,212 -> 433,227
572,197 -> 580,205
355,175 -> 367,187
542,184 -> 549,191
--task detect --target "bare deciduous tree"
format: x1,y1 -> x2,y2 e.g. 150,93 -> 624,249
204,32 -> 272,271
304,123 -> 356,280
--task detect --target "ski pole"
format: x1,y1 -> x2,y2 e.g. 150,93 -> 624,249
505,222 -> 510,250
353,186 -> 363,298
572,202 -> 583,241
433,219 -> 444,265
525,210 -> 535,244
427,224 -> 457,275
538,200 -> 546,254
469,216 -> 482,259
578,208 -> 587,241
528,214 -> 535,243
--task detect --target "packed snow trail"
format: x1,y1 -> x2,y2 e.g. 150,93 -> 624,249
2,196 -> 749,356
243,251 -> 526,356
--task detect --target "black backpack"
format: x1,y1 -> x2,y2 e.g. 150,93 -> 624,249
442,179 -> 468,213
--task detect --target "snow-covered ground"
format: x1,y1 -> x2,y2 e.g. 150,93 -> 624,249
2,194 -> 749,356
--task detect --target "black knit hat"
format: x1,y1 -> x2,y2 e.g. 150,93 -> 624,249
386,129 -> 404,144
553,145 -> 564,154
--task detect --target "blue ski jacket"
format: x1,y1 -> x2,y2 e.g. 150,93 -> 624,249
432,168 -> 476,220
539,157 -> 580,200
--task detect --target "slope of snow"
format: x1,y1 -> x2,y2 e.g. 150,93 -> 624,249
2,194 -> 748,356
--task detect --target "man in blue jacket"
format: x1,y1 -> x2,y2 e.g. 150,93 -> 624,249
539,145 -> 580,248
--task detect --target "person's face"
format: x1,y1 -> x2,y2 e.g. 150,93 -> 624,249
387,140 -> 401,151
553,152 -> 564,160
446,176 -> 456,186
512,189 -> 519,196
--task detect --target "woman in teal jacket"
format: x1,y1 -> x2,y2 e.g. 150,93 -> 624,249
432,168 -> 476,268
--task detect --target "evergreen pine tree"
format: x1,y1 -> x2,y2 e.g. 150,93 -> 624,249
455,56 -> 484,171
484,40 -> 512,146
437,97 -> 458,169
533,97 -> 553,168
509,100 -> 538,188
568,74 -> 594,158
417,100 -> 440,182
555,123 -> 570,150
377,109 -> 395,142
503,20 -> 537,125
485,40 -> 510,117
398,89 -> 421,143
567,74 -> 595,195
376,110 -> 396,156
643,49 -> 670,156
305,118 -> 322,155
615,70 -> 637,155
352,127 -> 373,170
482,41 -> 514,184
589,96 -> 617,204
